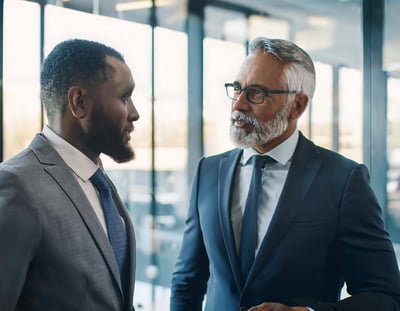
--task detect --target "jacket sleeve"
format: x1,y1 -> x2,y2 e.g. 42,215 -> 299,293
309,164 -> 400,311
0,169 -> 40,310
170,158 -> 209,311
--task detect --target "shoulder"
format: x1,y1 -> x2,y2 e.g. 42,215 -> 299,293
297,132 -> 360,169
0,148 -> 34,174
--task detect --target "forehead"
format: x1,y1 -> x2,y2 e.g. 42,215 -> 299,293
236,51 -> 286,87
104,56 -> 135,89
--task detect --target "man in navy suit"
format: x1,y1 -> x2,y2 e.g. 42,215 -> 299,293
170,37 -> 400,311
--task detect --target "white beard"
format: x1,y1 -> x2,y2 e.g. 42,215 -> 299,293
229,101 -> 292,149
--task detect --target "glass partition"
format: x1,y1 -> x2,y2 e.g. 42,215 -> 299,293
3,0 -> 41,160
338,67 -> 363,162
385,0 -> 400,250
387,77 -> 400,243
152,25 -> 188,286
310,62 -> 333,148
203,38 -> 245,156
3,1 -> 400,310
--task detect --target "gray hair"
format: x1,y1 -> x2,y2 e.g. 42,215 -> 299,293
248,37 -> 316,101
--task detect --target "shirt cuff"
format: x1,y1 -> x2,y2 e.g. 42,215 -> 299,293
306,308 -> 315,311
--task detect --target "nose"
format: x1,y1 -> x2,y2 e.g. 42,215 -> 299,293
128,99 -> 140,122
231,90 -> 251,112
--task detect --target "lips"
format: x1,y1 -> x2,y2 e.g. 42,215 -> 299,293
231,114 -> 252,127
232,119 -> 247,128
231,111 -> 257,132
124,125 -> 134,141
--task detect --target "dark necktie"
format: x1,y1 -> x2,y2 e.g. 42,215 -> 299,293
239,155 -> 273,279
90,169 -> 128,282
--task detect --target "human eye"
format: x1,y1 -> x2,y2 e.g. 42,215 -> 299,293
248,87 -> 265,102
122,94 -> 132,104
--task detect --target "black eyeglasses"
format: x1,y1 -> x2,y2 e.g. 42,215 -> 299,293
224,82 -> 298,104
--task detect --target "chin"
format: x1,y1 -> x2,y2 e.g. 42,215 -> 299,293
107,145 -> 135,163
230,128 -> 255,149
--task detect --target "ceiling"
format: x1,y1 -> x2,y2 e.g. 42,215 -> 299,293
207,0 -> 396,73
49,0 -> 399,74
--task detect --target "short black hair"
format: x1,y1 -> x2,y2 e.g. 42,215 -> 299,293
40,38 -> 125,119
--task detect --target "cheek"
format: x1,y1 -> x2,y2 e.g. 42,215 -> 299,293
103,102 -> 127,122
90,104 -> 120,131
252,106 -> 274,123
256,100 -> 288,122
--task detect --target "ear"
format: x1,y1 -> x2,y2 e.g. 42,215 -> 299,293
68,86 -> 87,119
289,93 -> 309,120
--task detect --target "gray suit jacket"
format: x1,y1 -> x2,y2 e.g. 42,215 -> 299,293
0,134 -> 136,311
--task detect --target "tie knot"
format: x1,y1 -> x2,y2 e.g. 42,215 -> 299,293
249,155 -> 274,169
90,169 -> 109,192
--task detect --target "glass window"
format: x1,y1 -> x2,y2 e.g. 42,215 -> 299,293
387,77 -> 400,244
203,38 -> 246,156
310,62 -> 333,148
248,15 -> 290,40
385,0 -> 400,255
156,0 -> 187,32
152,25 -> 188,287
338,67 -> 363,162
384,0 -> 400,77
3,0 -> 41,160
204,5 -> 247,44
4,0 -> 400,305
60,0 -> 151,25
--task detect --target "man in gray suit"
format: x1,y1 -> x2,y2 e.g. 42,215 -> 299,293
0,39 -> 139,310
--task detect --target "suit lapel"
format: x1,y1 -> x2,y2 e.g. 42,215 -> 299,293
30,134 -> 123,296
218,149 -> 244,289
246,133 -> 323,286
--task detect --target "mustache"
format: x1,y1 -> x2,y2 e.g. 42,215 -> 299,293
230,111 -> 258,126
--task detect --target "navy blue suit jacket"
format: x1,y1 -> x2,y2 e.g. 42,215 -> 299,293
170,132 -> 400,311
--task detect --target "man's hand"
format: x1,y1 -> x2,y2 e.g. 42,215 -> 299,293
248,302 -> 309,311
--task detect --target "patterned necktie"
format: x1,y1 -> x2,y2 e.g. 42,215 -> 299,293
90,169 -> 128,282
239,155 -> 274,279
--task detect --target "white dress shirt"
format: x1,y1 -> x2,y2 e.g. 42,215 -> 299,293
42,126 -> 108,235
231,130 -> 299,254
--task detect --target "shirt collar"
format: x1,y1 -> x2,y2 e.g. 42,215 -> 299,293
242,129 -> 299,165
42,125 -> 99,181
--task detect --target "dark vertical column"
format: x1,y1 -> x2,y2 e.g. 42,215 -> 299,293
0,0 -> 4,162
150,0 -> 157,227
362,0 -> 387,215
39,0 -> 46,128
187,0 -> 204,184
150,0 -> 158,308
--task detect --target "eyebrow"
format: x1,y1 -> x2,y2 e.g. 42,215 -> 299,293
233,81 -> 271,90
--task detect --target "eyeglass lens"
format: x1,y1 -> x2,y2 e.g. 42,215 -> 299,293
227,84 -> 264,104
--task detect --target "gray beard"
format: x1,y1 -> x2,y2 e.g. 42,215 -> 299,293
229,102 -> 291,149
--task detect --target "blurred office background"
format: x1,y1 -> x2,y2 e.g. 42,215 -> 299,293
1,0 -> 400,309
